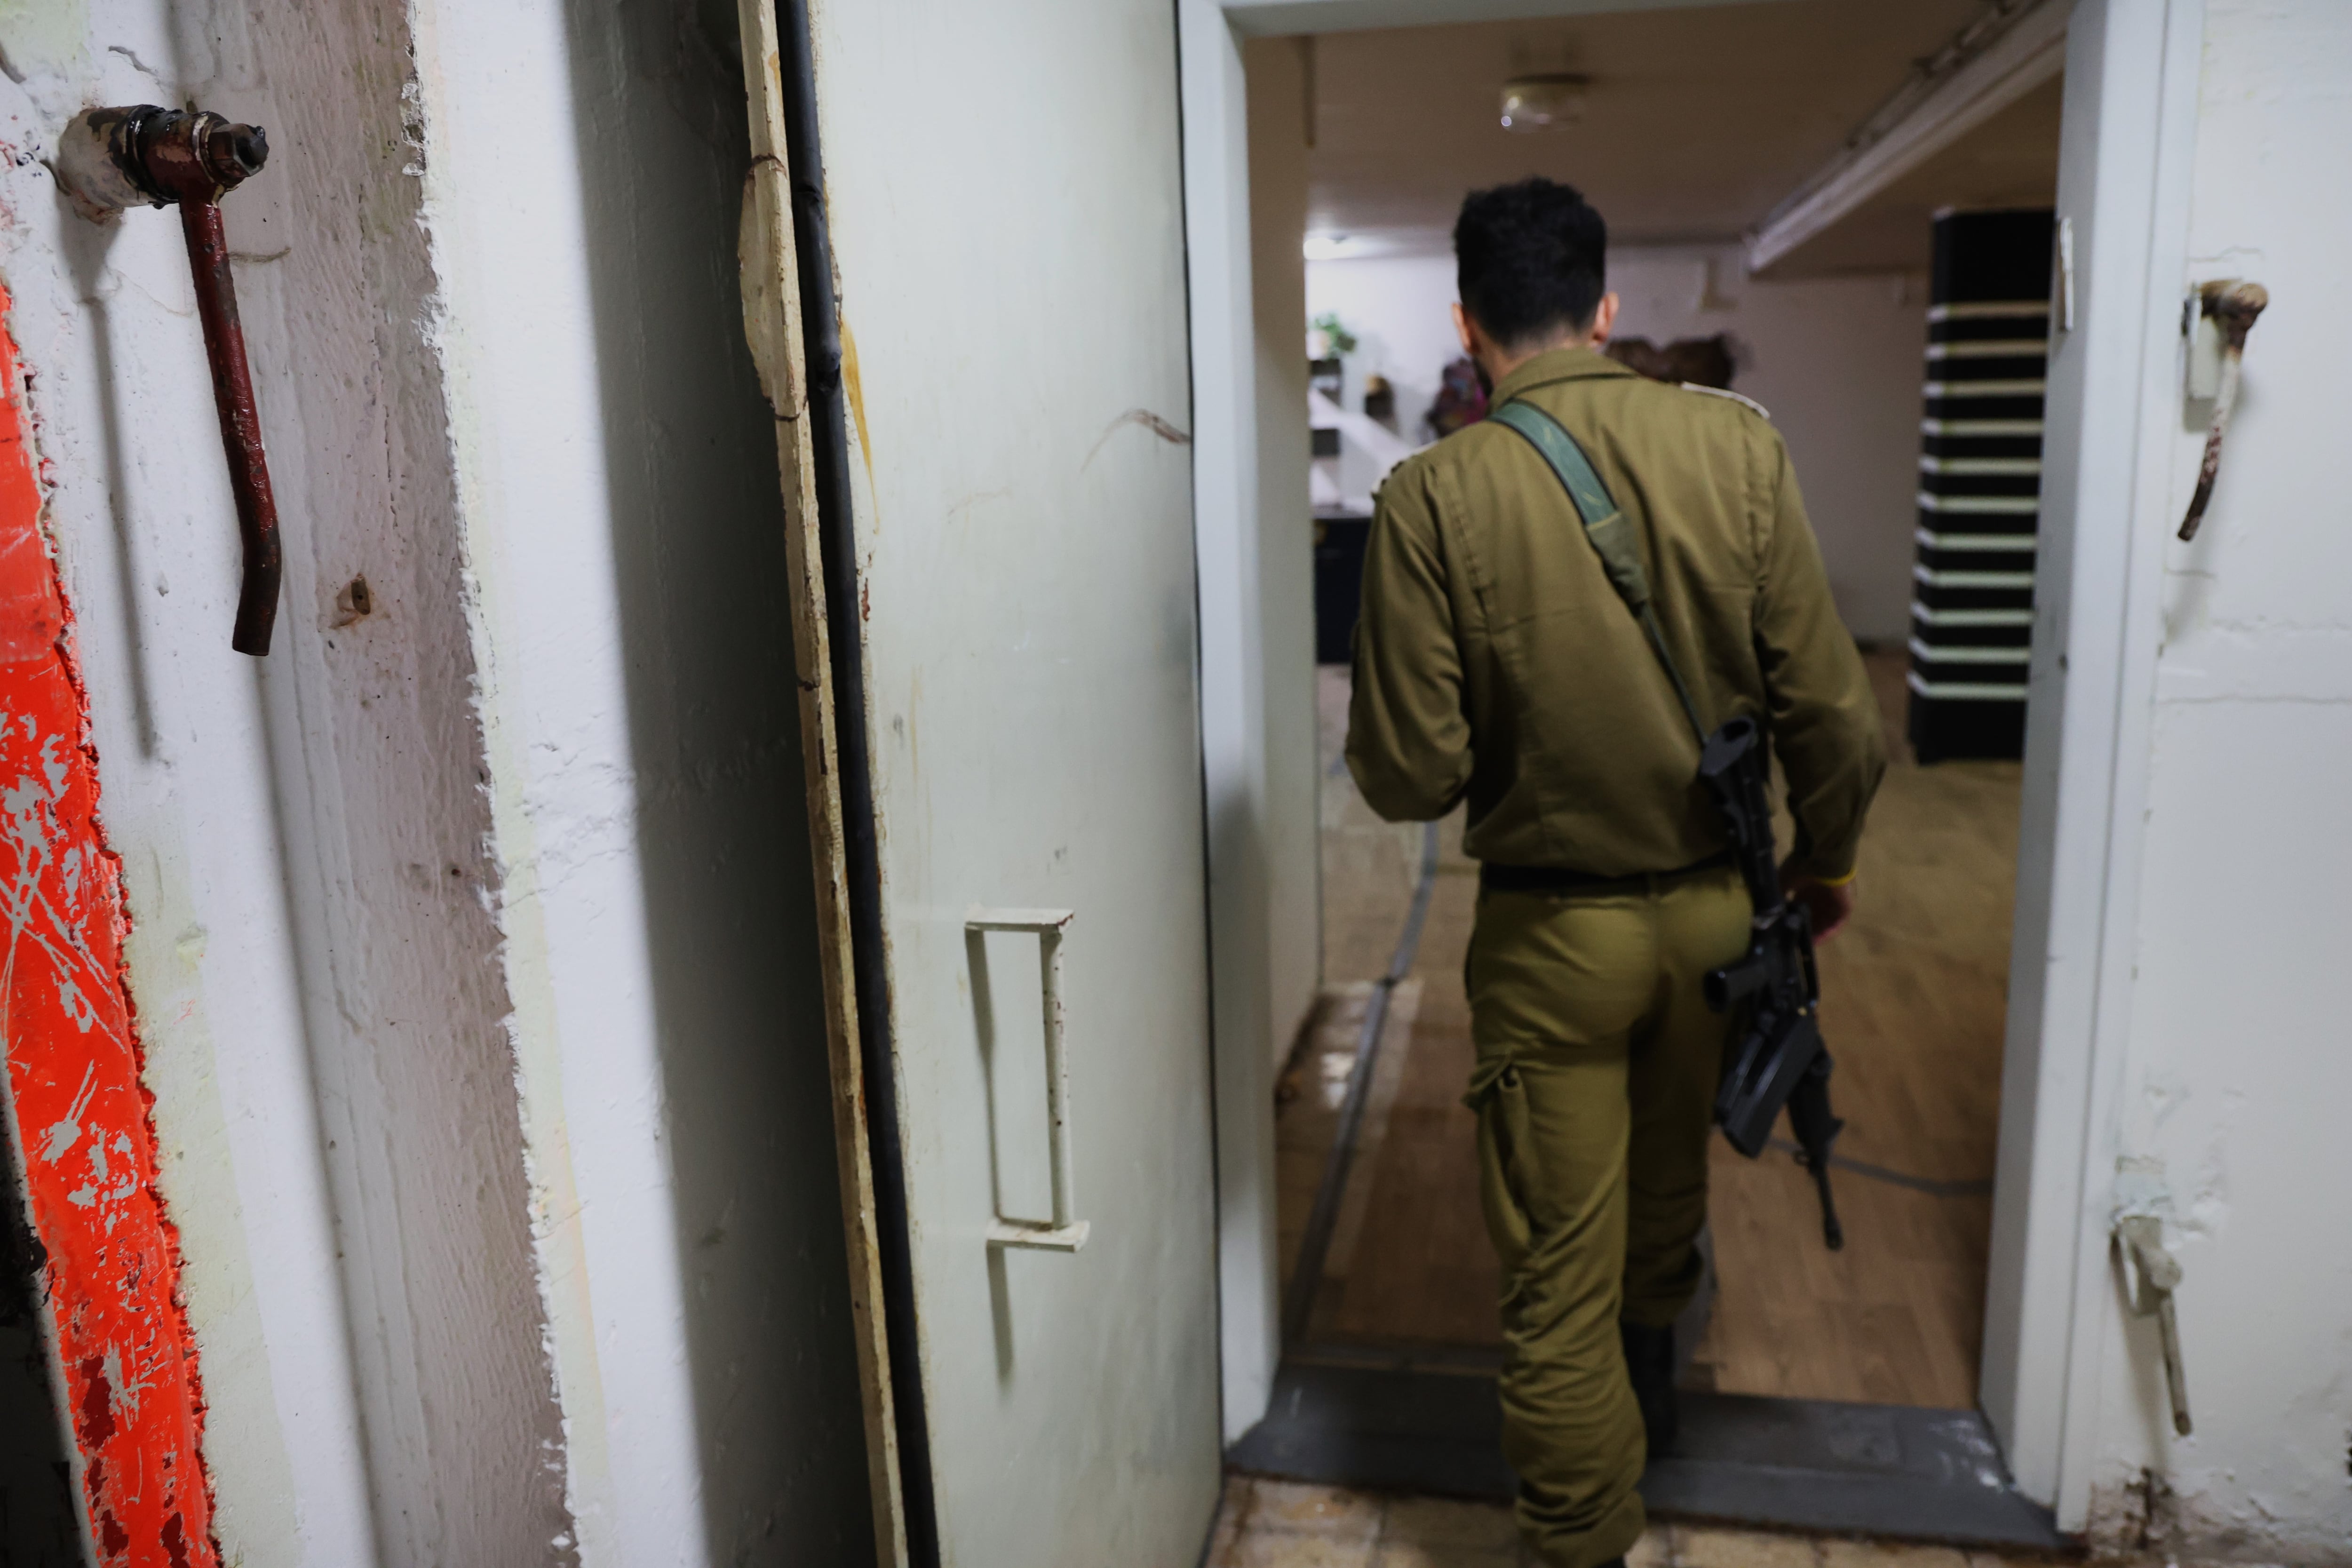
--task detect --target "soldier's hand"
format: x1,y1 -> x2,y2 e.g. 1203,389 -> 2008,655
1784,874 -> 1857,943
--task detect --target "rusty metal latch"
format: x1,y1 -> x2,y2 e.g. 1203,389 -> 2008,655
57,106 -> 283,656
2116,1213 -> 2193,1436
2177,279 -> 2269,544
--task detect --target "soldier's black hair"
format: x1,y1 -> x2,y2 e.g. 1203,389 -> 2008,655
1453,177 -> 1607,349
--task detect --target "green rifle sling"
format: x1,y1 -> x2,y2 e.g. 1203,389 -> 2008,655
1488,398 -> 1709,744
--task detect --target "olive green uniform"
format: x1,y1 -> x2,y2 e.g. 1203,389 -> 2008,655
1345,346 -> 1884,1568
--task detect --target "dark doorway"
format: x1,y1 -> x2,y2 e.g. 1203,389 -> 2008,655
0,1129 -> 81,1566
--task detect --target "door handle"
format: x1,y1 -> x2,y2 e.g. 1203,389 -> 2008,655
967,907 -> 1088,1253
2116,1213 -> 2192,1435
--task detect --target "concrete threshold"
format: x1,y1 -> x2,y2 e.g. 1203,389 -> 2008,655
1226,1360 -> 2066,1551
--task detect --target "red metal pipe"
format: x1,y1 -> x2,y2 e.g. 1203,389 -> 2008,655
81,106 -> 282,655
176,195 -> 282,654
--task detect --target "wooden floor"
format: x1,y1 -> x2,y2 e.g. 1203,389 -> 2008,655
1283,654 -> 2020,1408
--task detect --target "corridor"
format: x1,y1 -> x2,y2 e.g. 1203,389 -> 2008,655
1279,653 -> 2019,1408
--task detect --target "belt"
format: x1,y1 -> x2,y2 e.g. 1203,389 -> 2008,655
1478,849 -> 1734,898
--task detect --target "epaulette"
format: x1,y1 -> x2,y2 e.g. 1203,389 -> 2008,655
1679,382 -> 1771,421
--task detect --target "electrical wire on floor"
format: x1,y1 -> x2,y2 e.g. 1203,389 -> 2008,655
1763,1137 -> 1992,1199
1281,820 -> 1441,1348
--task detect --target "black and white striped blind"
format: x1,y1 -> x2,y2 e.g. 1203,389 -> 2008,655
1907,209 -> 2053,764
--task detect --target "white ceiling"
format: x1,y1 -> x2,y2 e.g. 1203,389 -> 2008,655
1228,0 -> 1781,35
1300,0 -> 2060,270
1767,70 -> 2063,274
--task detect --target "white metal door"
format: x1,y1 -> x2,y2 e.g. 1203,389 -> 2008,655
800,2 -> 1222,1562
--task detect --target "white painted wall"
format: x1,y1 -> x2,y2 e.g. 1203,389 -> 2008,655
411,2 -> 875,1560
1179,0 -> 1279,1444
1304,253 -> 1458,447
1982,0 -> 2201,1524
1306,247 -> 1930,641
1246,39 -> 1325,1073
0,7 -> 535,1562
2072,0 -> 2352,1554
0,1 -> 872,1563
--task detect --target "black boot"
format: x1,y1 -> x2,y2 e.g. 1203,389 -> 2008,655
1620,1320 -> 1678,1458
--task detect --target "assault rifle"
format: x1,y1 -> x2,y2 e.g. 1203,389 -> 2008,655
1697,716 -> 1846,1251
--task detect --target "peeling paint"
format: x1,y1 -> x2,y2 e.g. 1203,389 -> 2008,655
839,316 -> 879,511
0,286 -> 216,1564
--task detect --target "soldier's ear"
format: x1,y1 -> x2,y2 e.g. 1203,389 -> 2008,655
1588,292 -> 1621,346
1452,302 -> 1476,357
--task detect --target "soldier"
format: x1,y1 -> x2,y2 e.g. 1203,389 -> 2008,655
1345,177 -> 1885,1568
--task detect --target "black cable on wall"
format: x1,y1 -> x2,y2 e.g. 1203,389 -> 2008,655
772,5 -> 941,1561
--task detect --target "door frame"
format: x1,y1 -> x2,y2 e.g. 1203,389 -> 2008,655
1176,0 -> 2199,1531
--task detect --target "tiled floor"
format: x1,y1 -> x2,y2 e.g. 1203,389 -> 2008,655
1206,1478 -> 2062,1568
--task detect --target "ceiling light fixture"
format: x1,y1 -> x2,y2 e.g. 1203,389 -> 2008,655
1500,73 -> 1589,133
1303,233 -> 1359,261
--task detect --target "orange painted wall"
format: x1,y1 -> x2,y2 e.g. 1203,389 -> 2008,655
0,287 -> 216,1568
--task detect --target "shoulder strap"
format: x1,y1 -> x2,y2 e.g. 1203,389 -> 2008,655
1487,399 -> 1708,743
1679,382 -> 1771,420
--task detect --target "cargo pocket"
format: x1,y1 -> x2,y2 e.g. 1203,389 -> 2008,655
1466,1054 -> 1534,1270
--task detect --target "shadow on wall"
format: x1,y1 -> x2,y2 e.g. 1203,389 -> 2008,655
560,2 -> 875,1559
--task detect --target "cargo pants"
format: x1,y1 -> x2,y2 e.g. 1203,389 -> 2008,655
1462,867 -> 1751,1568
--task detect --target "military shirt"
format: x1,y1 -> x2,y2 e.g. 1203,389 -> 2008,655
1345,345 -> 1886,881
